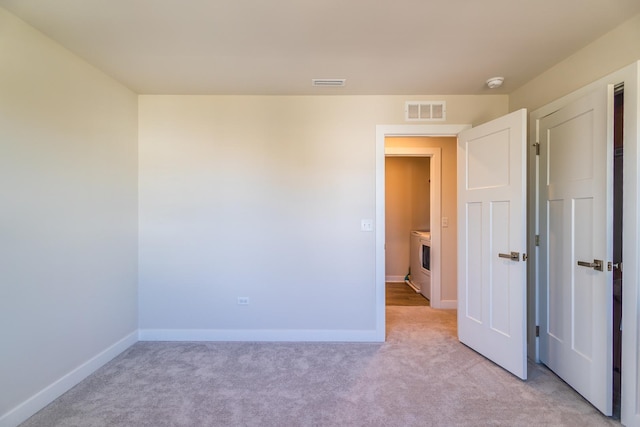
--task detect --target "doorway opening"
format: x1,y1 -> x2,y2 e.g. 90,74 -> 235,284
612,84 -> 623,419
385,155 -> 431,303
385,156 -> 431,290
533,80 -> 629,417
374,124 -> 468,340
383,136 -> 457,310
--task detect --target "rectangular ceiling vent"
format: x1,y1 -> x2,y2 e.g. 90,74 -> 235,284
312,79 -> 346,87
405,101 -> 446,121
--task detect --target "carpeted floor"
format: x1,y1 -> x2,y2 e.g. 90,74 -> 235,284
19,306 -> 619,426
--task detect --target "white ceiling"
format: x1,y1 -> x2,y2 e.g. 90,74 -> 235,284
2,0 -> 639,95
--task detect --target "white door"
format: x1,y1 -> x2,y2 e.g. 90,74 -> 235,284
457,109 -> 528,380
538,86 -> 613,415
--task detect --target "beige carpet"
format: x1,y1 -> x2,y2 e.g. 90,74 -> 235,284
20,307 -> 619,426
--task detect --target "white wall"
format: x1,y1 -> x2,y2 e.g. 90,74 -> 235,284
138,95 -> 507,340
0,8 -> 138,426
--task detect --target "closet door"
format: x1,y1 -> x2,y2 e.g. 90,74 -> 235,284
538,86 -> 613,415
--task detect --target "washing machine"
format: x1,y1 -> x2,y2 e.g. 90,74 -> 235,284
409,230 -> 431,300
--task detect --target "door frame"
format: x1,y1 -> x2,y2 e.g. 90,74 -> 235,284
529,61 -> 640,425
375,125 -> 470,334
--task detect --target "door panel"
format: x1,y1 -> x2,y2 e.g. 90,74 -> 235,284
458,109 -> 527,380
547,199 -> 564,341
574,197 -> 594,358
538,87 -> 613,415
467,129 -> 510,189
491,201 -> 511,335
465,202 -> 483,321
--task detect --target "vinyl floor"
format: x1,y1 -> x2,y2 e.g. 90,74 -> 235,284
385,282 -> 429,306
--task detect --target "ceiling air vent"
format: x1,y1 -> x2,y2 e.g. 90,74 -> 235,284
312,79 -> 346,87
405,101 -> 446,121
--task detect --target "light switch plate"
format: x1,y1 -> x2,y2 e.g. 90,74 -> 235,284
361,219 -> 374,232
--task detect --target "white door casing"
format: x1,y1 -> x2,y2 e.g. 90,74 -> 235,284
457,109 -> 528,380
538,86 -> 613,415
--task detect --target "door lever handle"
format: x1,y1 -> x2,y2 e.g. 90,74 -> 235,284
577,259 -> 603,272
498,251 -> 520,261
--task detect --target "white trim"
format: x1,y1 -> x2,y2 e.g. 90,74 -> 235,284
385,275 -> 407,283
437,300 -> 458,310
618,61 -> 640,427
378,124 -> 470,138
527,116 -> 540,363
375,124 -> 470,339
138,329 -> 382,342
0,331 -> 138,427
405,279 -> 420,293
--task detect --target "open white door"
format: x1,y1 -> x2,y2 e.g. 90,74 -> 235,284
457,109 -> 528,380
538,86 -> 613,415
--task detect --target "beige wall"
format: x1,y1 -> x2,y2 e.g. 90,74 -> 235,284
0,6 -> 138,424
138,96 -> 506,337
385,137 -> 458,301
385,157 -> 430,280
510,13 -> 640,112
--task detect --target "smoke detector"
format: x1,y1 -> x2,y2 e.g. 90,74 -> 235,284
486,77 -> 504,89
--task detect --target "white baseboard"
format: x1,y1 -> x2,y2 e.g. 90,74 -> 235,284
385,275 -> 406,283
0,331 -> 138,427
139,328 -> 384,343
405,280 -> 420,293
433,299 -> 457,310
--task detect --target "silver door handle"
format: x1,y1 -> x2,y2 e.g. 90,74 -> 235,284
577,259 -> 603,272
498,251 -> 520,261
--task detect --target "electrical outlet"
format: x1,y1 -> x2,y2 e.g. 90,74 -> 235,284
237,297 -> 249,305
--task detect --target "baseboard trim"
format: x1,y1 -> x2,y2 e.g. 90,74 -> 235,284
0,331 -> 138,427
436,300 -> 457,310
385,275 -> 406,283
138,328 -> 384,343
405,280 -> 420,293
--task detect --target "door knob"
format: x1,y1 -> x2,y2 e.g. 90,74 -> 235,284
577,259 -> 603,271
498,251 -> 520,261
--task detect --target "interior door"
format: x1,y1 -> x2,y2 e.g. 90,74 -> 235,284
457,109 -> 528,379
538,86 -> 613,415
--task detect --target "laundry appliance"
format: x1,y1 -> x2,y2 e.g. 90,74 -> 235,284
409,230 -> 431,299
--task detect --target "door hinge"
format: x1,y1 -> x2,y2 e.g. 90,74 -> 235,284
536,325 -> 540,337
533,143 -> 540,155
535,235 -> 540,246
